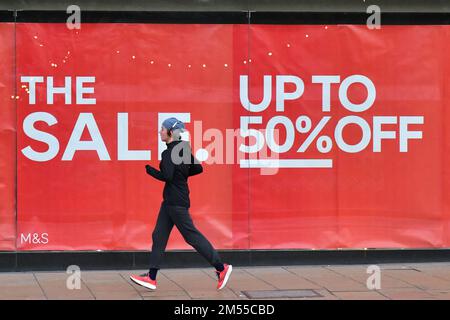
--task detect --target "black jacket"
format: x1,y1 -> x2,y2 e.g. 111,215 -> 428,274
145,140 -> 203,208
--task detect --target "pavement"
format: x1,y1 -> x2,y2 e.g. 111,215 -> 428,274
0,262 -> 450,300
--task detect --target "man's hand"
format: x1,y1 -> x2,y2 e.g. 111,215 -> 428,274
145,164 -> 153,174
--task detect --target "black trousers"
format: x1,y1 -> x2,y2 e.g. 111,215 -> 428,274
148,203 -> 222,270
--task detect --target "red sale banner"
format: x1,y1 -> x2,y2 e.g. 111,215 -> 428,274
15,23 -> 246,250
0,23 -> 16,251
245,25 -> 449,249
2,22 -> 449,251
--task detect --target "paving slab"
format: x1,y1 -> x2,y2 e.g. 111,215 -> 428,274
1,263 -> 449,300
284,266 -> 369,291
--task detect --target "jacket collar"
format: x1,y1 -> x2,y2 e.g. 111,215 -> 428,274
166,140 -> 182,149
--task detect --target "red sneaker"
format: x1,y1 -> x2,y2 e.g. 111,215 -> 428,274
130,273 -> 157,290
216,264 -> 233,290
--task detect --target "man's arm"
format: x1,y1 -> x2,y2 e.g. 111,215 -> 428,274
145,151 -> 175,182
188,154 -> 203,177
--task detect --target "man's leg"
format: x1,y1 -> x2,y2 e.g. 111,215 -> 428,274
129,204 -> 174,289
148,204 -> 174,274
167,205 -> 223,268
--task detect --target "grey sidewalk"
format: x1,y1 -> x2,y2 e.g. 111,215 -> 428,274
1,262 -> 450,300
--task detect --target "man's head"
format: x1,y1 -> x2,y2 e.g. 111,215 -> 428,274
160,117 -> 185,143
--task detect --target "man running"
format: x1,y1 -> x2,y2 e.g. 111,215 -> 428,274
130,117 -> 232,291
